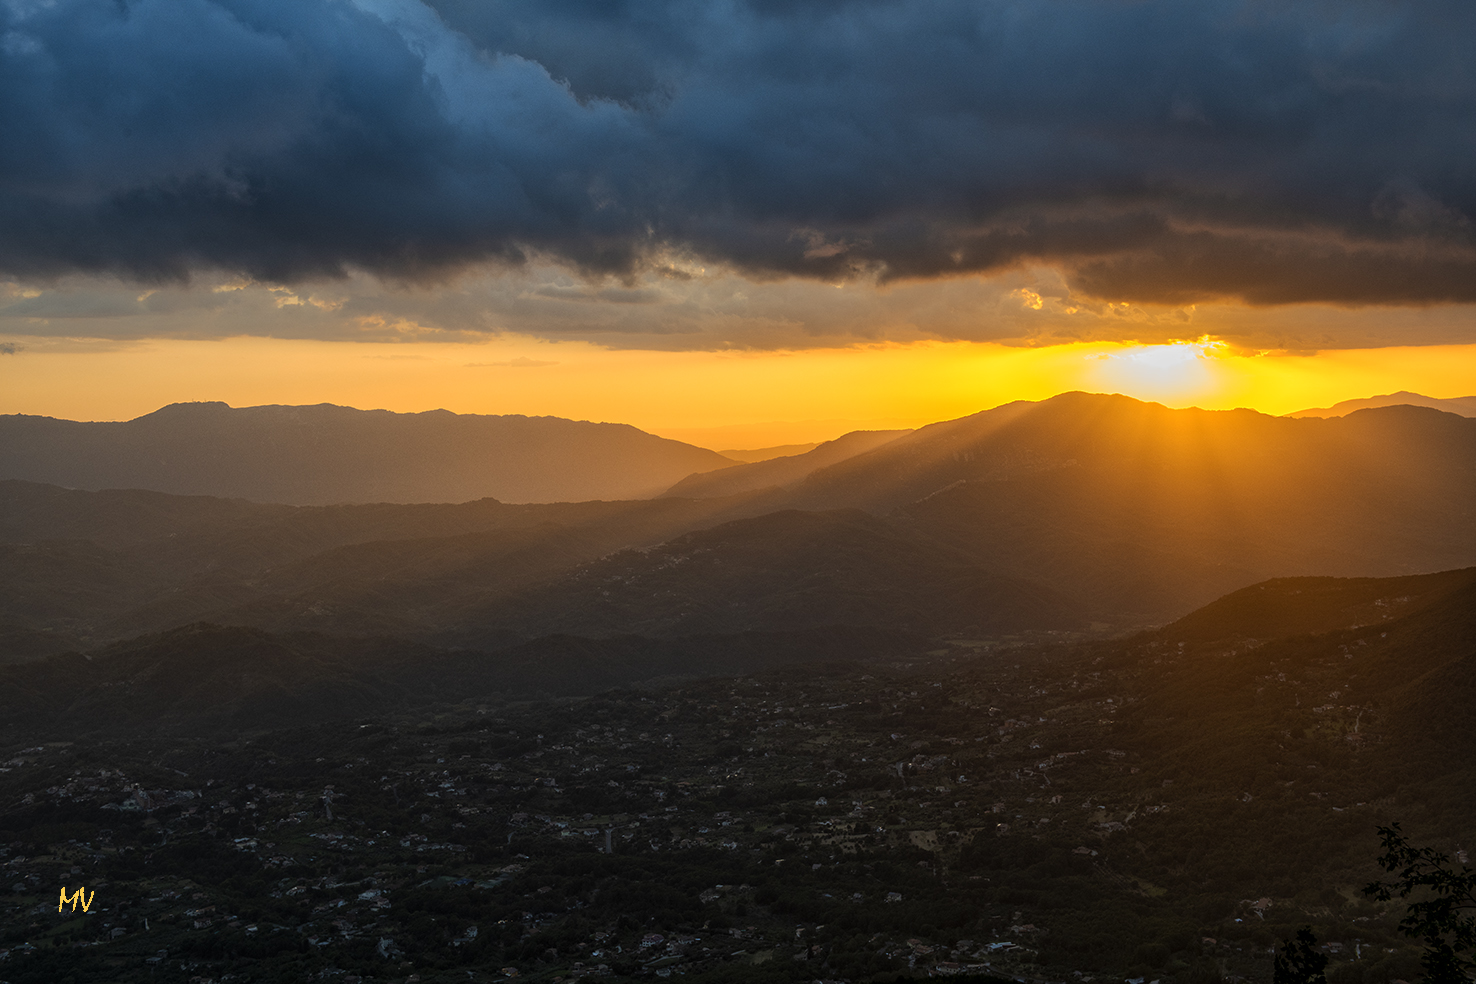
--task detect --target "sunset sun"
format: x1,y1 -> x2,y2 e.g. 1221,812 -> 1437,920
1088,337 -> 1227,402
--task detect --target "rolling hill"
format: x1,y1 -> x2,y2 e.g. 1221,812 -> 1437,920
1121,566 -> 1476,786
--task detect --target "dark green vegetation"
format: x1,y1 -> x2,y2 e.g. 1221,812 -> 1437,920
1273,928 -> 1328,984
2,567 -> 1472,984
1365,825 -> 1476,984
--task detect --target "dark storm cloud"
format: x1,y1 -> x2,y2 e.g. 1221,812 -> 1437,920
1,0 -> 1474,305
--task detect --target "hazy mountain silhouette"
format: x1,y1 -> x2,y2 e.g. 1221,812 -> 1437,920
0,402 -> 734,505
662,429 -> 911,499
0,486 -> 1079,660
0,479 -> 768,653
717,443 -> 820,462
0,479 -> 758,553
1287,391 -> 1476,418
5,392 -> 1476,659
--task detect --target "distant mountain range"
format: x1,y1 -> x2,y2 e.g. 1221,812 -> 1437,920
2,391 -> 1474,663
0,401 -> 735,505
1288,391 -> 1476,418
6,392 -> 1470,508
716,442 -> 820,462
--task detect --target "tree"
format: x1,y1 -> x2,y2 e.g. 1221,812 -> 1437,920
1364,823 -> 1476,984
1274,926 -> 1329,984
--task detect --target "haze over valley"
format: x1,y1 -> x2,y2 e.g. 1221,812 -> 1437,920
3,0 -> 1475,981
4,392 -> 1475,658
3,389 -> 1476,982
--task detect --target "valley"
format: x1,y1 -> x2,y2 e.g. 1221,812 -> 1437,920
1,567 -> 1471,984
1,393 -> 1473,984
6,1 -> 1476,980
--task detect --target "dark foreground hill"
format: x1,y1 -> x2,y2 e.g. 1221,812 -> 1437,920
0,401 -> 734,505
1158,567 -> 1476,643
1130,565 -> 1476,772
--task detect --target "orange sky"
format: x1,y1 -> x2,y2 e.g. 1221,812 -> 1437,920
3,330 -> 1473,448
2,0 -> 1474,450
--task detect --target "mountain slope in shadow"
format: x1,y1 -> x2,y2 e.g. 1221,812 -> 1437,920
424,508 -> 1085,646
774,393 -> 1476,617
1159,567 -> 1476,643
0,481 -> 772,654
661,429 -> 911,499
1123,566 -> 1476,774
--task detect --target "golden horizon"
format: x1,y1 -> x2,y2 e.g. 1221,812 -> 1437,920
3,333 -> 1474,449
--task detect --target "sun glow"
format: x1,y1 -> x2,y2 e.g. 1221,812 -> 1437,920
2,333 -> 1473,447
1087,336 -> 1229,401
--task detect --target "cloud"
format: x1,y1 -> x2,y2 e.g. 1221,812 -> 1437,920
5,264 -> 1476,354
0,0 -> 1473,316
0,342 -> 17,354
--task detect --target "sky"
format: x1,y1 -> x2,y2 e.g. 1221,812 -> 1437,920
1,0 -> 1473,447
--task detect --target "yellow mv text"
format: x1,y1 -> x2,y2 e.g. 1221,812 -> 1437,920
59,886 -> 95,913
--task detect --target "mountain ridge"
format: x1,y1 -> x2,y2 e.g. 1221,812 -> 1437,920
769,394 -> 1476,615
4,392 -> 1475,657
0,401 -> 735,506
1287,391 -> 1476,418
661,428 -> 913,499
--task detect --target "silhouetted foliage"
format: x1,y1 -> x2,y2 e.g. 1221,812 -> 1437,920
1275,927 -> 1329,984
1364,823 -> 1476,984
